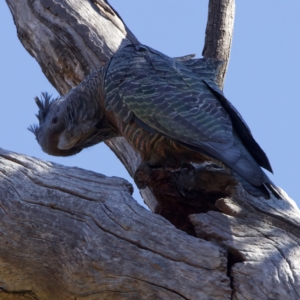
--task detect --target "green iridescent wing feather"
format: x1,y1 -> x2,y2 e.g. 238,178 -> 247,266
106,45 -> 232,142
104,45 -> 268,186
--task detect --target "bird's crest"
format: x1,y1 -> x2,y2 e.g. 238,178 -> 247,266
28,92 -> 60,137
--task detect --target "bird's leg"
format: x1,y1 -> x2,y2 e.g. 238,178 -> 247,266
171,172 -> 185,197
134,162 -> 154,189
134,154 -> 181,189
134,156 -> 192,191
134,160 -> 193,198
171,162 -> 197,196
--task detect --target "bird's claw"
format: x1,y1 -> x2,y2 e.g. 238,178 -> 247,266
134,163 -> 153,189
181,162 -> 196,175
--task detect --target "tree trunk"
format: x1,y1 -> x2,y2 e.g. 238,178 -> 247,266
0,148 -> 231,299
2,0 -> 300,299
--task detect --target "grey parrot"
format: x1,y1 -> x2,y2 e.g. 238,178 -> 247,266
29,44 -> 281,199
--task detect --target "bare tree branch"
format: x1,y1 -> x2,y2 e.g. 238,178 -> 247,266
2,0 -> 300,298
0,148 -> 231,299
202,0 -> 235,89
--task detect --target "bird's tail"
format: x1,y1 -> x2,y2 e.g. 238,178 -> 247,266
232,170 -> 283,200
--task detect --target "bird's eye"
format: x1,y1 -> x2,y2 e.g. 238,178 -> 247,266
52,117 -> 58,124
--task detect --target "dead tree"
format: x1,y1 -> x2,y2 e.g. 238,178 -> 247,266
1,0 -> 300,299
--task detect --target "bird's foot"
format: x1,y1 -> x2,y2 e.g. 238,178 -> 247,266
134,163 -> 153,189
180,162 -> 196,175
134,162 -> 176,191
134,162 -> 198,196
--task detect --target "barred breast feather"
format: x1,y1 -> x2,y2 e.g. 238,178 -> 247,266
104,44 -> 280,198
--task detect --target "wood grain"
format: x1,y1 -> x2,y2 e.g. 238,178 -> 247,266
3,0 -> 300,298
190,193 -> 300,299
0,148 -> 231,299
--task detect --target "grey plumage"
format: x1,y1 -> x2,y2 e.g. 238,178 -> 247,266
30,44 -> 282,199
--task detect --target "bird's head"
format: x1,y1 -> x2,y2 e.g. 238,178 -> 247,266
29,69 -> 117,156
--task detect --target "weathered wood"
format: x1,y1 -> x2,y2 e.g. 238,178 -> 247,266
0,148 -> 231,299
202,0 -> 235,88
6,0 -> 146,206
190,192 -> 300,299
3,0 -> 300,298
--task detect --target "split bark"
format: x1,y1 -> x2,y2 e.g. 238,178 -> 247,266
1,0 -> 300,299
0,148 -> 231,299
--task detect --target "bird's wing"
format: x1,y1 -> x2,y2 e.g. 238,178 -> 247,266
105,45 -> 232,144
203,80 -> 273,173
177,56 -> 272,173
104,45 -> 264,185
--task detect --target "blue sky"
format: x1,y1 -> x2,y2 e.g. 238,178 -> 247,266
0,1 -> 299,206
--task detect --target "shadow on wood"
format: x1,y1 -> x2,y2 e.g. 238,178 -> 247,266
3,0 -> 300,299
